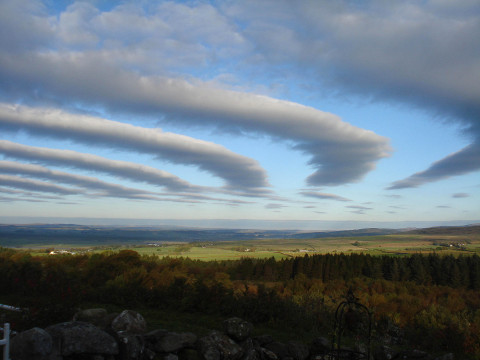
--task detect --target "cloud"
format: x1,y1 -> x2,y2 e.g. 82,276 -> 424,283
346,205 -> 372,215
0,140 -> 201,192
0,174 -> 80,195
452,193 -> 469,198
1,0 -> 477,192
0,103 -> 268,190
228,1 -> 480,187
299,191 -> 351,202
346,205 -> 372,210
387,143 -> 480,189
0,160 -> 165,201
0,53 -> 390,187
265,203 -> 286,209
0,186 -> 63,200
0,152 -> 264,205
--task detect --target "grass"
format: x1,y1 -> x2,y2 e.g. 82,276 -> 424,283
17,231 -> 480,260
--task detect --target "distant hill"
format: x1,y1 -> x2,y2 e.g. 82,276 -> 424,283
0,223 -> 478,248
406,224 -> 480,236
290,227 -> 402,239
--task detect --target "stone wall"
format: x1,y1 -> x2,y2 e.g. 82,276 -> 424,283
9,309 -> 453,360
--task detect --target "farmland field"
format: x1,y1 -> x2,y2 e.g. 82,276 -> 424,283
12,225 -> 479,260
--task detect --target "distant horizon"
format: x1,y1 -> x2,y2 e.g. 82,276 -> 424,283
1,216 -> 478,231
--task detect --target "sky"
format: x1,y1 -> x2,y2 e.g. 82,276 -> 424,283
0,0 -> 479,229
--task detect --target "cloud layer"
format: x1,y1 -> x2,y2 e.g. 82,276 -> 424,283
0,0 -> 478,221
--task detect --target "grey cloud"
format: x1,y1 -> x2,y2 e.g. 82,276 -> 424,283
385,194 -> 402,199
0,196 -> 48,203
0,186 -> 63,200
346,205 -> 372,211
299,191 -> 351,202
229,1 -> 480,186
265,203 -> 286,209
4,0 -> 477,190
0,160 -> 164,201
0,140 -> 200,191
0,174 -> 80,195
387,143 -> 480,189
452,193 -> 469,198
0,51 -> 390,187
0,152 -> 263,205
0,104 -> 268,190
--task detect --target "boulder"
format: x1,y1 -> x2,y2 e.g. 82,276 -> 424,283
144,328 -> 169,350
252,335 -> 274,347
165,354 -> 179,360
286,341 -> 309,360
260,348 -> 279,360
397,350 -> 429,359
242,348 -> 262,360
10,327 -> 52,360
73,308 -> 109,328
111,310 -> 147,334
434,354 -> 454,360
264,342 -> 289,360
223,318 -> 253,341
309,337 -> 330,356
198,330 -> 244,360
115,331 -> 145,360
178,348 -> 203,360
45,321 -> 119,356
373,345 -> 397,360
155,332 -> 197,353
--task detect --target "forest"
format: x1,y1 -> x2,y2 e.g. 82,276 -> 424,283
1,247 -> 479,358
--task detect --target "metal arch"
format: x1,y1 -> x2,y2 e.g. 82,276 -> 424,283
330,288 -> 373,360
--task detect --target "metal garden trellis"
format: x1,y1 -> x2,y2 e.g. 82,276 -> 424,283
328,288 -> 373,360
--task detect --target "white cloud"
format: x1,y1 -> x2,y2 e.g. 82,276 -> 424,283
0,140 -> 199,191
0,174 -> 80,195
0,103 -> 269,190
299,191 -> 351,202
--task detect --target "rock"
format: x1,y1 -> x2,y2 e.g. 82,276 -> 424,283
143,348 -> 157,360
111,310 -> 147,334
252,335 -> 274,347
115,331 -> 145,360
178,348 -> 202,360
45,321 -> 119,356
156,332 -> 197,353
10,327 -> 52,360
434,354 -> 454,360
223,317 -> 253,341
73,308 -> 109,328
309,337 -> 330,356
242,348 -> 262,360
198,330 -> 244,360
397,350 -> 429,359
264,342 -> 289,360
260,348 -> 279,360
373,345 -> 397,360
165,354 -> 179,360
286,341 -> 309,360
144,329 -> 170,350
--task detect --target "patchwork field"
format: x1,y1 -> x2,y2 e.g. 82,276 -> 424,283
19,226 -> 480,260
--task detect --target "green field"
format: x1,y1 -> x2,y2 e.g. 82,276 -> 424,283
23,229 -> 480,260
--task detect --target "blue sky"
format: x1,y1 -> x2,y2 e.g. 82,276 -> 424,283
0,0 -> 479,229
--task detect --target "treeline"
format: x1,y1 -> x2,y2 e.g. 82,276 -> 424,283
0,248 -> 479,358
230,253 -> 480,289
